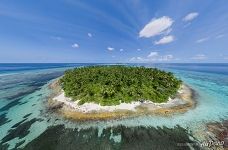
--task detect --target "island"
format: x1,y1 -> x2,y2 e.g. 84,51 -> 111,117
48,66 -> 196,121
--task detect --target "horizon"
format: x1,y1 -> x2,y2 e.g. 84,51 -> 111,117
1,62 -> 228,64
0,0 -> 228,63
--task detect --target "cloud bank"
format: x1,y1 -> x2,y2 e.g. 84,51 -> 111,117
130,51 -> 174,62
191,54 -> 207,60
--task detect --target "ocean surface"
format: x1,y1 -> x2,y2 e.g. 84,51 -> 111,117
0,63 -> 228,150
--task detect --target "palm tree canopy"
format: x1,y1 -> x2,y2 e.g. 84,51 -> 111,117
60,65 -> 182,106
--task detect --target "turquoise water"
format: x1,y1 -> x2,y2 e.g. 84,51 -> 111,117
0,63 -> 228,149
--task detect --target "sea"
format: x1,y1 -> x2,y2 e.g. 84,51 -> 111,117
0,63 -> 228,150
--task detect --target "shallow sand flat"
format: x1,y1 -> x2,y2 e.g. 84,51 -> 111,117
48,79 -> 196,121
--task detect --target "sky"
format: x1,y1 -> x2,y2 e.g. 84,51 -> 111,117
0,0 -> 228,63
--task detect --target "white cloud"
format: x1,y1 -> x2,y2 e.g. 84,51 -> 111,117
137,48 -> 141,51
196,37 -> 209,43
162,54 -> 173,61
147,52 -> 173,61
215,34 -> 225,39
183,22 -> 191,28
191,54 -> 207,60
154,35 -> 174,45
147,52 -> 159,58
120,49 -> 124,52
88,33 -> 92,37
139,16 -> 174,38
130,52 -> 174,62
183,12 -> 199,22
129,57 -> 136,61
107,47 -> 114,51
72,43 -> 79,48
130,57 -> 143,62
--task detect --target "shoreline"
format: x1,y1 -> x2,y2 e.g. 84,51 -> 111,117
47,79 -> 197,121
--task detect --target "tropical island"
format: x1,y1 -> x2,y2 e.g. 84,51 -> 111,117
48,66 -> 196,120
61,66 -> 181,105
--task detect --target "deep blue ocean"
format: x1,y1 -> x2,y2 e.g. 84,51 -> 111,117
0,63 -> 228,149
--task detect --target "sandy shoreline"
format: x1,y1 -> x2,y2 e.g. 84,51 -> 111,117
47,79 -> 196,121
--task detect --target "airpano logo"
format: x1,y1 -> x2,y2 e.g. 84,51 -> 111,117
177,141 -> 225,148
200,140 -> 224,148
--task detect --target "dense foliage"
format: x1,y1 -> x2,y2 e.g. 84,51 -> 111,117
60,66 -> 182,106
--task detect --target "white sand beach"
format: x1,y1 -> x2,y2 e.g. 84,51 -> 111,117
52,84 -> 192,114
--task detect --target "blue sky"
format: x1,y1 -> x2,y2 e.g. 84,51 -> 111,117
0,0 -> 228,63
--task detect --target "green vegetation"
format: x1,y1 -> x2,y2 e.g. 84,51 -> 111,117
60,66 -> 182,106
